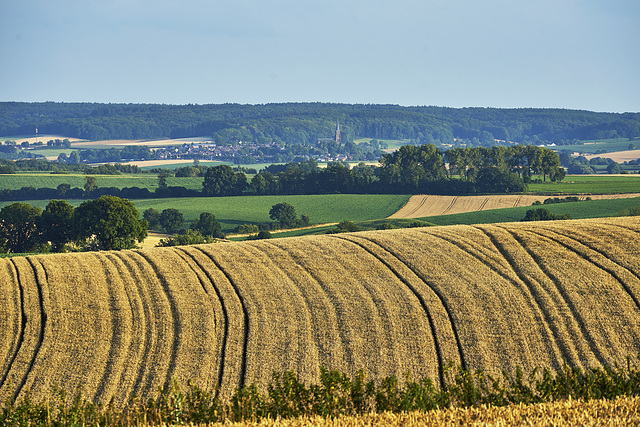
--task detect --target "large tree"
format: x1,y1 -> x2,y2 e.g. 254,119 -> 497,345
0,202 -> 42,253
38,199 -> 75,252
202,165 -> 247,196
191,212 -> 224,238
269,202 -> 298,228
159,208 -> 184,234
74,195 -> 148,250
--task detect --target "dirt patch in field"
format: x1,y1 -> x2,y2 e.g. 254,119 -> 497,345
584,150 -> 640,163
73,137 -> 213,148
389,193 -> 640,218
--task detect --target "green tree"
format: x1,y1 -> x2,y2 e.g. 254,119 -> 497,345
38,200 -> 75,252
84,175 -> 98,193
269,202 -> 297,228
159,208 -> 184,234
0,203 -> 42,253
143,208 -> 161,229
203,165 -> 247,196
74,196 -> 148,250
191,212 -> 224,238
156,229 -> 214,247
607,162 -> 622,174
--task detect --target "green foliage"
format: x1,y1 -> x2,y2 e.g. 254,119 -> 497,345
0,202 -> 43,253
330,221 -> 362,233
143,207 -> 161,229
74,196 -> 148,250
202,165 -> 247,196
236,223 -> 260,234
269,202 -> 298,228
190,212 -> 224,238
618,206 -> 640,217
521,208 -> 572,222
159,208 -> 184,234
4,358 -> 640,425
38,199 -> 75,252
156,229 -> 215,247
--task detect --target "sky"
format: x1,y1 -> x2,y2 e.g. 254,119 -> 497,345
1,0 -> 639,112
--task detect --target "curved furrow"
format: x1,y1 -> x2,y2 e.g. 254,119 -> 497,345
258,237 -> 398,380
513,195 -> 522,208
8,257 -> 46,400
258,240 -> 349,373
172,247 -> 222,392
425,228 -> 566,371
234,242 -> 320,386
332,234 -> 449,387
89,253 -> 138,406
469,226 -> 582,366
352,231 -> 468,371
442,196 -> 458,214
114,252 -> 162,400
192,245 -> 249,393
497,225 -> 610,368
135,249 -> 211,394
477,197 -> 489,211
408,196 -> 429,216
533,227 -> 640,312
29,254 -> 113,402
0,260 -> 24,393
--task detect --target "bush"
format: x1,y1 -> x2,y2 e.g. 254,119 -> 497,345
156,229 -> 215,247
521,208 -> 572,222
236,224 -> 260,234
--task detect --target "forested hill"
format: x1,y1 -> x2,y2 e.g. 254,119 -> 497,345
1,102 -> 639,145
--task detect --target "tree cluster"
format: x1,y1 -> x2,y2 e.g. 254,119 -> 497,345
143,208 -> 225,239
0,196 -> 147,253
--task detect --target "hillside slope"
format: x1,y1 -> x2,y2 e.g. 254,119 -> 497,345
1,217 -> 639,406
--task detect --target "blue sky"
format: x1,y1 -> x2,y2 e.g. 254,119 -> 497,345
1,0 -> 638,112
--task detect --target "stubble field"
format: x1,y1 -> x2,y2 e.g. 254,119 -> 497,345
1,216 -> 639,409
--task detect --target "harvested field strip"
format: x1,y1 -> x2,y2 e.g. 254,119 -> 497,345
173,247 -> 225,393
258,240 -> 349,376
423,228 -> 565,370
442,196 -> 458,214
348,234 -> 467,371
332,234 -> 447,386
193,245 -> 250,392
0,260 -> 22,391
498,226 -> 611,367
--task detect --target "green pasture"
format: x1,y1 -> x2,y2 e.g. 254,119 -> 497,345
528,175 -> 640,194
0,173 -> 203,191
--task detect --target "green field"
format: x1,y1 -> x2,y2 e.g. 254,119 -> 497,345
0,173 -> 204,191
0,194 -> 411,234
528,175 -> 640,194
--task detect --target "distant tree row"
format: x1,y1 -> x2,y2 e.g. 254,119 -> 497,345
1,102 -> 638,147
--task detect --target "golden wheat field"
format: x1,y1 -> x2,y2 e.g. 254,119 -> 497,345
1,217 -> 640,408
389,193 -> 640,218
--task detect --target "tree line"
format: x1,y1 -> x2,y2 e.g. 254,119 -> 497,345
2,102 -> 638,147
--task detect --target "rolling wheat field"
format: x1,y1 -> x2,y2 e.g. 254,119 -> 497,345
1,217 -> 640,408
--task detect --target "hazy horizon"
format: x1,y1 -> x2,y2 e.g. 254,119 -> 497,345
1,1 -> 638,113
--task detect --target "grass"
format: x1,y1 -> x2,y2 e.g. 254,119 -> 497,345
131,194 -> 411,233
0,173 -> 204,190
528,174 -> 640,194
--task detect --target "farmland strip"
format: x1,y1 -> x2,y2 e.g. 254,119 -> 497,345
477,197 -> 489,211
426,228 -> 565,369
174,247 -> 226,392
513,195 -> 522,208
533,227 -> 640,313
192,246 -> 250,390
333,234 -> 448,386
407,196 -> 429,216
0,260 -> 24,392
497,225 -> 610,368
463,227 -> 574,368
131,251 -> 181,395
90,254 -> 138,405
257,240 -> 350,374
114,252 -> 161,400
442,196 -> 458,214
347,234 -> 467,371
12,258 -> 47,400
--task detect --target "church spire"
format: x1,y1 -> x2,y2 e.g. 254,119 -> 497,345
335,120 -> 341,145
